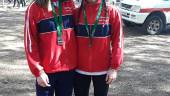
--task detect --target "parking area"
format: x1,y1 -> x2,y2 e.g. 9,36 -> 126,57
0,10 -> 170,96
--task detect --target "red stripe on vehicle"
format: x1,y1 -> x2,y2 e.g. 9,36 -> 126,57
140,8 -> 170,13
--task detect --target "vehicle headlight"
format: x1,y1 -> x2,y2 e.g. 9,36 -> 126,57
130,5 -> 141,12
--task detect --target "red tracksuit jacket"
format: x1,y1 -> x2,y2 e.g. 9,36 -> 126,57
24,0 -> 77,77
74,0 -> 123,74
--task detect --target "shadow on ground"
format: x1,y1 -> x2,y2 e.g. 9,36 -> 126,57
0,11 -> 35,96
0,10 -> 170,96
110,26 -> 170,96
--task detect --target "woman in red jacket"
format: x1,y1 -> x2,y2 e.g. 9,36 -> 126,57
24,0 -> 77,96
74,0 -> 123,95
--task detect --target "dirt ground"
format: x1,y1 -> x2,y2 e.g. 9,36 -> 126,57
0,9 -> 170,96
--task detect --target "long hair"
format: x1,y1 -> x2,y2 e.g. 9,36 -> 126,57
76,0 -> 84,24
103,0 -> 108,24
34,0 -> 49,8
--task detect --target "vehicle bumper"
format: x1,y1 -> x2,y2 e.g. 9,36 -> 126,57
119,8 -> 149,24
165,12 -> 170,24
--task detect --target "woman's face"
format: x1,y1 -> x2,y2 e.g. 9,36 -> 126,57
86,0 -> 98,3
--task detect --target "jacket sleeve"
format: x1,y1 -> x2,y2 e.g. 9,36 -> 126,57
110,7 -> 124,70
24,6 -> 43,77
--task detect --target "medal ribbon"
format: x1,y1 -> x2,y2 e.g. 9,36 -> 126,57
51,0 -> 63,45
83,0 -> 104,47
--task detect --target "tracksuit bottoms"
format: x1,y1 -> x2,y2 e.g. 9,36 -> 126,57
74,72 -> 109,96
36,70 -> 75,96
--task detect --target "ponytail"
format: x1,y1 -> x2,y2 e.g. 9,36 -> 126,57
76,0 -> 84,24
103,0 -> 108,24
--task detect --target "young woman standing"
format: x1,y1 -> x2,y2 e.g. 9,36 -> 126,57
24,0 -> 77,96
74,0 -> 123,95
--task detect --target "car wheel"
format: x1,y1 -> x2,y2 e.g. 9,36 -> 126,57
144,15 -> 165,35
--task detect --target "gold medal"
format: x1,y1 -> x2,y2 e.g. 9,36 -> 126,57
88,37 -> 93,47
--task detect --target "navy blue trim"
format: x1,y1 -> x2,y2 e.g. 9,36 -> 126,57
75,24 -> 111,37
37,15 -> 74,33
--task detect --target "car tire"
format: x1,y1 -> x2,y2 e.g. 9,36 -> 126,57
143,15 -> 165,35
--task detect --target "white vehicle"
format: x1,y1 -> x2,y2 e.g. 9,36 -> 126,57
119,0 -> 170,35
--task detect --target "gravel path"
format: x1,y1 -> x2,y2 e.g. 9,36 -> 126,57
0,9 -> 170,96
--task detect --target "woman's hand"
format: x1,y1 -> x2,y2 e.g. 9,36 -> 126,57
36,70 -> 51,87
105,69 -> 117,84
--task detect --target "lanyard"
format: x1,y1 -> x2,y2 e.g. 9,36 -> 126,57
83,0 -> 104,47
51,0 -> 63,45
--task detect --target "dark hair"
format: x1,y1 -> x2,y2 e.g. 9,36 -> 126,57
103,0 -> 108,24
34,0 -> 49,8
76,0 -> 84,24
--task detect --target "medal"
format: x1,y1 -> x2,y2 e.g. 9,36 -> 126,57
88,37 -> 93,47
57,36 -> 63,45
